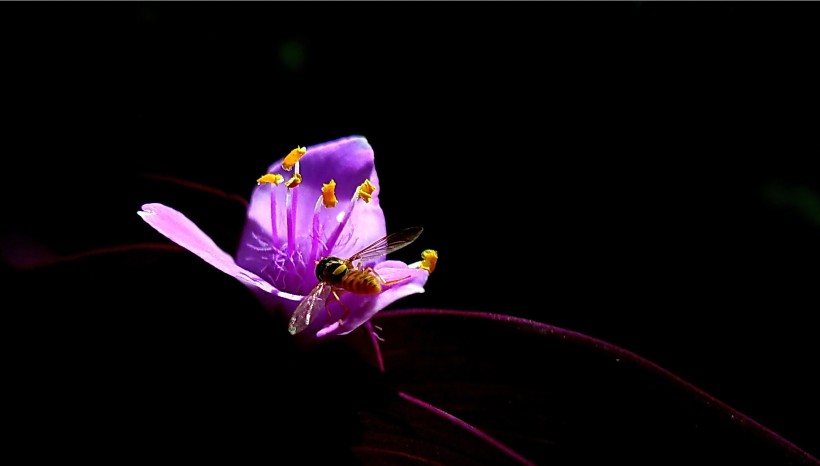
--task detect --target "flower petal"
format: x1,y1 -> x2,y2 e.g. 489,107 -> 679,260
289,137 -> 387,260
237,136 -> 388,290
138,203 -> 299,300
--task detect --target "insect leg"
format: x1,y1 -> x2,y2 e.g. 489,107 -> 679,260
365,266 -> 411,287
329,289 -> 352,325
324,296 -> 334,319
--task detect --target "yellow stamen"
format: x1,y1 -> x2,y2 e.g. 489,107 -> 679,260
357,179 -> 377,203
282,146 -> 307,171
420,249 -> 438,274
322,179 -> 338,208
285,173 -> 303,188
257,173 -> 284,186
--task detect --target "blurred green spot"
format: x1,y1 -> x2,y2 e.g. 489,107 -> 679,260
762,181 -> 820,227
138,6 -> 159,25
278,39 -> 306,73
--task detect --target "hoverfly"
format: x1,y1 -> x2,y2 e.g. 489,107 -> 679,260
288,226 -> 423,335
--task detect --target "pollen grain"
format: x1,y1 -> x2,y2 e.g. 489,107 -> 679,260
257,173 -> 284,186
282,146 -> 307,171
357,179 -> 377,203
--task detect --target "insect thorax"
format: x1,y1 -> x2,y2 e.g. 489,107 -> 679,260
316,256 -> 349,284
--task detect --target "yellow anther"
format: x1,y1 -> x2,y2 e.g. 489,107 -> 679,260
420,249 -> 438,274
357,179 -> 377,203
322,179 -> 338,208
257,173 -> 284,186
285,173 -> 303,188
282,146 -> 307,171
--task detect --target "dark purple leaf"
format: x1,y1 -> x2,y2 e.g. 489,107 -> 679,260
371,309 -> 819,466
5,237 -> 819,465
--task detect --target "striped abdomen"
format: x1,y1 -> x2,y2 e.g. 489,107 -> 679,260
340,270 -> 382,294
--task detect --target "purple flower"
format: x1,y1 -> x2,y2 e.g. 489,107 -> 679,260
138,136 -> 433,338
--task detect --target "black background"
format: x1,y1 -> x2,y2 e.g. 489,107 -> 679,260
3,3 -> 819,463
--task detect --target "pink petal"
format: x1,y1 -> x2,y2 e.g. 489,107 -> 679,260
138,203 -> 299,300
237,136 -> 387,275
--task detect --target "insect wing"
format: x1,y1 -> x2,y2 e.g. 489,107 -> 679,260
288,282 -> 332,335
348,226 -> 423,263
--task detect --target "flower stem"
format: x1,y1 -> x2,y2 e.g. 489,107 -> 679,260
285,163 -> 300,260
364,321 -> 385,373
397,391 -> 537,466
268,183 -> 280,251
309,197 -> 324,265
324,194 -> 358,256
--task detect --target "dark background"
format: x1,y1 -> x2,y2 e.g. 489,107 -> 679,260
3,3 -> 819,463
